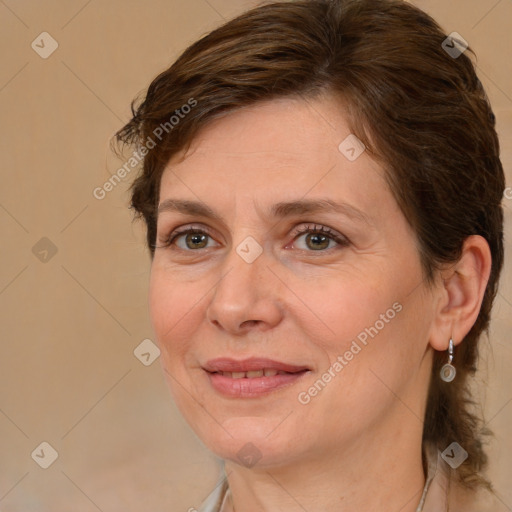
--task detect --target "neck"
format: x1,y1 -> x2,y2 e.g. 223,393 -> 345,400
223,413 -> 426,512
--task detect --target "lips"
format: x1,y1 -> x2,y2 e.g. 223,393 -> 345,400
203,358 -> 311,398
203,357 -> 310,375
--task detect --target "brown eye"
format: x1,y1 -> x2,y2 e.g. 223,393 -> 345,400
303,232 -> 331,251
291,224 -> 349,252
182,232 -> 209,250
158,227 -> 218,251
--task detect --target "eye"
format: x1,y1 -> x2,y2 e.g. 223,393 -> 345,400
156,223 -> 349,252
290,224 -> 349,252
156,226 -> 218,251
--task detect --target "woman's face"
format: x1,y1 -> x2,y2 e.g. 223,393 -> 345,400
149,95 -> 439,468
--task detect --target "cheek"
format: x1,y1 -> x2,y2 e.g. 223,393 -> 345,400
148,270 -> 171,340
148,269 -> 203,409
301,272 -> 398,350
313,282 -> 432,416
148,267 -> 200,358
300,263 -> 426,392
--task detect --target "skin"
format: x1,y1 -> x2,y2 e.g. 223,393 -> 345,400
149,94 -> 491,512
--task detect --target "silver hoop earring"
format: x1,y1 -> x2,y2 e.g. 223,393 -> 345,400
440,338 -> 456,382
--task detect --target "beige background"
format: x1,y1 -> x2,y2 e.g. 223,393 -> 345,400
0,0 -> 511,511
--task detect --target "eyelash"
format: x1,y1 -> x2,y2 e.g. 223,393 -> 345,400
157,223 -> 349,252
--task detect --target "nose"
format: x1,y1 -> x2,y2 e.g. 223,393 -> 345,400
205,242 -> 284,335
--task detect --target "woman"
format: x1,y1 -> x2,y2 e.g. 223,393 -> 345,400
115,0 -> 506,510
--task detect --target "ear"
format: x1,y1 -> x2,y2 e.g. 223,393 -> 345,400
429,235 -> 492,351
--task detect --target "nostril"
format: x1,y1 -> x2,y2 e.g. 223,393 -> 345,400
240,320 -> 259,328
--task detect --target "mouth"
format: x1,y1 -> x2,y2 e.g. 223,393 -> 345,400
209,368 -> 307,379
202,357 -> 311,398
203,357 -> 310,374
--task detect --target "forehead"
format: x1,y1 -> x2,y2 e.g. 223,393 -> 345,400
157,95 -> 390,221
162,95 -> 383,182
176,96 -> 350,157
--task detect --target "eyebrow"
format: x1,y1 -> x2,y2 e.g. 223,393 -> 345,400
157,198 -> 373,226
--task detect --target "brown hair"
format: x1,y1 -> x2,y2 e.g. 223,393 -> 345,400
115,0 -> 505,488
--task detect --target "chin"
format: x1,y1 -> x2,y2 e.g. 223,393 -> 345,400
195,417 -> 304,469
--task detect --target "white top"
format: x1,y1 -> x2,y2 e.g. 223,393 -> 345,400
197,444 -> 504,512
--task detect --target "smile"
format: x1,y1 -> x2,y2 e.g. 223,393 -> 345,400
215,369 -> 296,378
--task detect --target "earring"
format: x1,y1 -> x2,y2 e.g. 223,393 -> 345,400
440,338 -> 456,382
